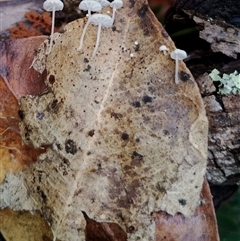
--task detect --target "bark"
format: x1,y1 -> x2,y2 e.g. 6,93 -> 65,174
165,0 -> 240,186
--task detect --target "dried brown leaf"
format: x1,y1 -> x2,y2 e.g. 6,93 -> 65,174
0,76 -> 45,183
154,179 -> 219,241
0,36 -> 47,99
0,1 -> 209,240
0,208 -> 56,241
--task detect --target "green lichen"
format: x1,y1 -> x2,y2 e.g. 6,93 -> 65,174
209,69 -> 240,95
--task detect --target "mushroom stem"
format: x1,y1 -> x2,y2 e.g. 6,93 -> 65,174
112,7 -> 116,22
175,57 -> 179,84
92,23 -> 102,57
47,5 -> 56,54
77,10 -> 93,51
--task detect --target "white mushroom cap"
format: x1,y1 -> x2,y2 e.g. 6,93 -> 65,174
170,49 -> 187,84
43,0 -> 64,11
98,0 -> 110,7
170,49 -> 187,60
110,0 -> 123,9
79,1 -> 102,13
159,45 -> 168,51
43,0 -> 64,54
159,45 -> 169,55
90,14 -> 113,27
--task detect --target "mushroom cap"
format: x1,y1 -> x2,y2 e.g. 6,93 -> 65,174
79,1 -> 102,12
110,0 -> 123,9
43,0 -> 64,11
98,0 -> 111,7
170,49 -> 187,60
159,45 -> 169,51
90,14 -> 113,27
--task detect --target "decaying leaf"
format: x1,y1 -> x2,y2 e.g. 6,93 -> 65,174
154,179 -> 219,241
0,76 -> 45,184
0,208 -> 56,241
0,36 -> 47,99
0,1 -> 208,240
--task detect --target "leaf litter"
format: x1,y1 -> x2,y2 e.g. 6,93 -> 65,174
0,1 -> 208,240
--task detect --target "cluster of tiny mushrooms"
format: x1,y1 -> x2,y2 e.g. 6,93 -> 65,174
43,0 -> 187,84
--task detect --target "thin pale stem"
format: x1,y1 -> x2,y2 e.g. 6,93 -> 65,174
46,6 -> 55,55
77,10 -> 92,51
175,58 -> 179,84
92,23 -> 102,57
112,8 -> 116,22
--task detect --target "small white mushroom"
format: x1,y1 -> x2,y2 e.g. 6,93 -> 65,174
170,49 -> 187,84
84,0 -> 110,7
77,1 -> 102,51
43,0 -> 64,54
90,14 -> 113,57
110,0 -> 123,23
159,45 -> 169,56
97,0 -> 110,7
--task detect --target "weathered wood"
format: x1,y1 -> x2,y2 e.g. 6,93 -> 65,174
196,74 -> 240,185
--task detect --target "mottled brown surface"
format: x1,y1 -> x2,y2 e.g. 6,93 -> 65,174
154,179 -> 219,241
0,75 -> 45,183
0,1 -> 213,240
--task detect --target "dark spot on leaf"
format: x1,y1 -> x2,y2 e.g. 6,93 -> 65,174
62,158 -> 70,167
84,58 -> 89,63
137,4 -> 148,18
142,95 -> 153,104
131,151 -> 143,161
163,129 -> 170,136
128,226 -> 135,233
110,112 -> 123,120
36,112 -> 45,120
129,0 -> 135,8
24,126 -> 32,142
112,26 -> 117,31
51,99 -> 58,110
65,139 -> 77,155
179,199 -> 187,206
84,64 -> 91,72
132,101 -> 141,108
156,182 -> 166,193
37,170 -> 44,182
121,132 -> 129,140
49,75 -> 55,84
88,129 -> 95,137
180,71 -> 191,82
37,186 -> 47,202
56,143 -> 62,150
134,44 -> 140,52
18,110 -> 24,120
